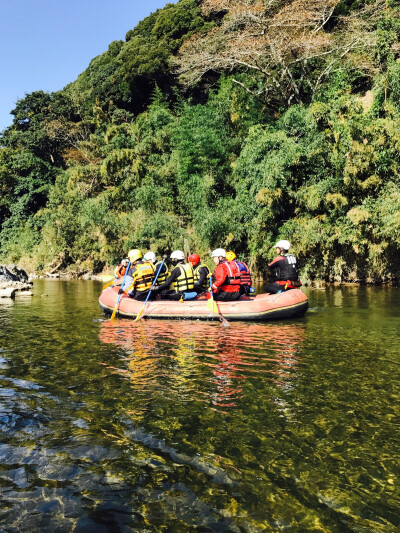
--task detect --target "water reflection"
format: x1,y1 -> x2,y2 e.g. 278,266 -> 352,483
98,319 -> 306,412
1,281 -> 399,531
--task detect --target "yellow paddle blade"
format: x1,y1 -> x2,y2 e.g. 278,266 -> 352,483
102,280 -> 114,290
134,305 -> 146,322
207,296 -> 218,314
110,291 -> 124,320
110,305 -> 118,320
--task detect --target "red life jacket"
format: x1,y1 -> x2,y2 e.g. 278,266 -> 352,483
220,260 -> 241,291
212,260 -> 241,293
236,261 -> 252,287
114,264 -> 127,278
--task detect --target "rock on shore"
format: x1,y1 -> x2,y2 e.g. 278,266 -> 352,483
0,265 -> 33,298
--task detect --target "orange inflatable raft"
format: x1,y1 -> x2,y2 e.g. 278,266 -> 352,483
99,286 -> 308,321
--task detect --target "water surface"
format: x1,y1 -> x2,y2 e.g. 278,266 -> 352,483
0,281 -> 399,531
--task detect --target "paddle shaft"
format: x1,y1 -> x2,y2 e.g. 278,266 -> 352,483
209,275 -> 229,326
134,258 -> 165,322
103,279 -> 115,290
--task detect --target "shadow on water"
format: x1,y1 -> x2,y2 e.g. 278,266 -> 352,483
0,280 -> 399,531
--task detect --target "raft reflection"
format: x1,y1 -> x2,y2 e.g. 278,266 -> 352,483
99,319 -> 305,411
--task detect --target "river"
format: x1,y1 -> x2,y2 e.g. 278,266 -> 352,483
0,281 -> 399,532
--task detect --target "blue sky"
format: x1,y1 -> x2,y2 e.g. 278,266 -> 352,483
0,0 -> 176,131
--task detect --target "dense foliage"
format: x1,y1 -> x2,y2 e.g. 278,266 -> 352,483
1,0 -> 400,283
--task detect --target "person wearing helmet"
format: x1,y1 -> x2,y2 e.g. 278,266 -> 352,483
118,249 -> 156,301
155,250 -> 196,300
226,251 -> 253,296
144,251 -> 169,285
114,258 -> 129,279
188,253 -> 210,294
209,248 -> 241,301
143,251 -> 156,264
264,240 -> 301,294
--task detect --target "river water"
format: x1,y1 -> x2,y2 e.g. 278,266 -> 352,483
0,280 -> 399,532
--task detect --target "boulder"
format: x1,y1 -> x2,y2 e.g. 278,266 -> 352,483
0,287 -> 17,299
0,264 -> 32,292
0,264 -> 29,283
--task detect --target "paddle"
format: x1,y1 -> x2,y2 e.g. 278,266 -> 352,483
134,258 -> 165,322
102,275 -> 115,290
110,261 -> 131,320
207,275 -> 218,314
208,276 -> 229,327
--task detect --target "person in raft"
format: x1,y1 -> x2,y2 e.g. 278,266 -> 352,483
225,251 -> 253,296
209,248 -> 241,301
118,249 -> 156,301
155,250 -> 197,301
188,253 -> 210,294
264,240 -> 302,294
114,258 -> 129,279
143,251 -> 169,285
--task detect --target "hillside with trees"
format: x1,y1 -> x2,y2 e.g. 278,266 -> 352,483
1,0 -> 400,283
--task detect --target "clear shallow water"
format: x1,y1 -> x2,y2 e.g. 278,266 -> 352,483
0,281 -> 399,532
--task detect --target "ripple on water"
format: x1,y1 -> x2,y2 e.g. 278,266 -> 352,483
0,282 -> 399,531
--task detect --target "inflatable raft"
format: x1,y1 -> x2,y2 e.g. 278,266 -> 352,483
99,286 -> 308,321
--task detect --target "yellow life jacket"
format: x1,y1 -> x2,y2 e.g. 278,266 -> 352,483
194,263 -> 210,291
155,261 -> 168,284
131,261 -> 155,292
170,263 -> 194,292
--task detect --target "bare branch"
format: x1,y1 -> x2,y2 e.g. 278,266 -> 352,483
174,0 -> 382,106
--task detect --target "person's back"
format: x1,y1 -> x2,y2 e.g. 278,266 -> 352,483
210,249 -> 241,302
237,260 -> 252,295
226,251 -> 252,296
120,249 -> 156,301
264,240 -> 301,294
188,253 -> 210,294
143,251 -> 169,286
156,251 -> 196,300
155,260 -> 169,285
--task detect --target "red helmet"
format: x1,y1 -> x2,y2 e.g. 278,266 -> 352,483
188,253 -> 200,266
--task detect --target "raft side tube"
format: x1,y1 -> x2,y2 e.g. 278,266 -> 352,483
99,287 -> 308,321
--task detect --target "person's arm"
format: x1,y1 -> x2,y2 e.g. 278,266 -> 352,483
156,267 -> 180,291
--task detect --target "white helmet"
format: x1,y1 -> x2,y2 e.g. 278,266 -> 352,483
170,250 -> 185,261
143,251 -> 156,263
275,240 -> 291,250
211,248 -> 226,258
